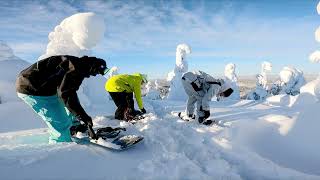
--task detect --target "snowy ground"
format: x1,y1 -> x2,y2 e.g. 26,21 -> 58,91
0,98 -> 319,180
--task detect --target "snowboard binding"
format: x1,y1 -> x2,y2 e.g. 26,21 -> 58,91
96,127 -> 126,139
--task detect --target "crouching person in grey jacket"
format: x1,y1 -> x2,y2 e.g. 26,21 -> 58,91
181,70 -> 233,125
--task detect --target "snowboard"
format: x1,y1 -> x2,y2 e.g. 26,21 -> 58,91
177,112 -> 216,126
72,127 -> 144,151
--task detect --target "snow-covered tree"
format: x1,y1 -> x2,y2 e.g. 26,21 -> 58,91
40,12 -> 107,108
167,43 -> 191,100
221,63 -> 240,100
301,1 -> 320,100
145,81 -> 161,100
39,12 -> 105,59
107,66 -> 119,79
247,61 -> 272,100
270,66 -> 306,96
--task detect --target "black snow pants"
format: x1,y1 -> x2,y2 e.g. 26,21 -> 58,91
108,92 -> 137,121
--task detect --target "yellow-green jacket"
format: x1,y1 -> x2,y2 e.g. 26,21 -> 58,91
105,73 -> 144,109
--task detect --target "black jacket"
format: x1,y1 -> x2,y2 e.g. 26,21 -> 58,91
16,55 -> 106,119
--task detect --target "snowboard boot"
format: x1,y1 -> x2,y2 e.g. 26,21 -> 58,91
70,124 -> 88,136
188,114 -> 195,119
198,117 -> 214,125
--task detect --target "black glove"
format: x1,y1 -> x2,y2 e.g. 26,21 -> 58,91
203,110 -> 210,119
77,114 -> 93,127
141,108 -> 146,114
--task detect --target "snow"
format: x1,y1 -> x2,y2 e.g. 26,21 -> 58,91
0,42 -> 30,103
1,98 -> 320,179
0,41 -> 15,61
315,26 -> 320,43
246,61 -> 272,100
309,50 -> 320,63
166,43 -> 191,101
144,81 -> 161,100
107,66 -> 119,79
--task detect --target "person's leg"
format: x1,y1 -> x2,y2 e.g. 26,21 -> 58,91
109,92 -> 128,120
197,97 -> 210,123
17,93 -> 73,143
124,93 -> 139,119
186,95 -> 197,117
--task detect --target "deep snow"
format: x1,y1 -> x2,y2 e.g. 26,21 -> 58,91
1,98 -> 319,179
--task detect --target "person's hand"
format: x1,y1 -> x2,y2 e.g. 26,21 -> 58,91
141,108 -> 146,114
77,114 -> 93,127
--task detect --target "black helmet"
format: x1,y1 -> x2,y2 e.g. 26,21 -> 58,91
83,56 -> 108,75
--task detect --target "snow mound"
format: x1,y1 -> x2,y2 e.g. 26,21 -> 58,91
0,41 -> 15,61
40,12 -> 105,59
0,42 -> 30,103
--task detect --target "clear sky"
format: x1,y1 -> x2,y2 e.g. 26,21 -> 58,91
0,0 -> 319,78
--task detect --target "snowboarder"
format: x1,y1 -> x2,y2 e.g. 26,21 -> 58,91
16,55 -> 108,143
180,70 -> 234,125
105,73 -> 148,121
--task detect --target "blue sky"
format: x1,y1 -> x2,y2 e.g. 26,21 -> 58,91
0,0 -> 319,78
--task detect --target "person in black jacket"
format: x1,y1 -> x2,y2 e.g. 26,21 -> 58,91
16,55 -> 108,143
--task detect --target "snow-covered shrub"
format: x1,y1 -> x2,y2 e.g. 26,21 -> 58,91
166,44 -> 191,101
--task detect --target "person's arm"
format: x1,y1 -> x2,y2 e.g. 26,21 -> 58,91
58,70 -> 91,123
132,80 -> 144,110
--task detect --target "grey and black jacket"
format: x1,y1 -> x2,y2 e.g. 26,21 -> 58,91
181,70 -> 224,116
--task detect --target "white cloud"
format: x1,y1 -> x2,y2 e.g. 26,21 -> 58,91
0,0 -> 318,66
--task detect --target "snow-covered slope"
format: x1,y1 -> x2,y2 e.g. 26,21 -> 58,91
1,98 -> 319,179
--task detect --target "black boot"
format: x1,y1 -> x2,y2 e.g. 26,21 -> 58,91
70,124 -> 87,136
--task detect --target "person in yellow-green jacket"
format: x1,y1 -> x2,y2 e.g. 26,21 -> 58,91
105,73 -> 148,121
